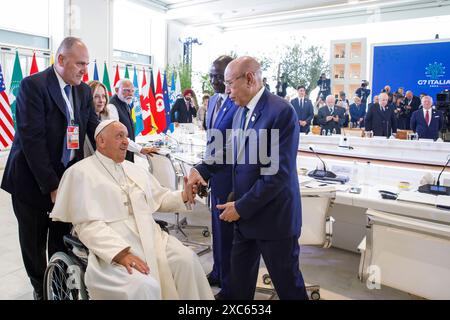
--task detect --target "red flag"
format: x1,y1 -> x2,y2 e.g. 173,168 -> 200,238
82,69 -> 89,82
141,70 -> 158,135
30,53 -> 39,75
113,64 -> 120,87
150,70 -> 166,133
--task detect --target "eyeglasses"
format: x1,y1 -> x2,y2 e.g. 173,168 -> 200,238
122,88 -> 135,94
224,73 -> 246,87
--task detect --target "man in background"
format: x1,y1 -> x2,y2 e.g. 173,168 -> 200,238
410,95 -> 443,140
318,95 -> 345,134
365,92 -> 397,137
170,89 -> 197,123
291,85 -> 314,133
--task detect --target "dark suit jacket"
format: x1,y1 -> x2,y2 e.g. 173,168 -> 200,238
170,98 -> 197,123
364,103 -> 397,137
404,96 -> 421,111
410,109 -> 443,140
1,66 -> 98,210
205,94 -> 238,200
109,94 -> 135,162
349,103 -> 366,127
317,105 -> 345,134
196,89 -> 301,240
291,97 -> 314,133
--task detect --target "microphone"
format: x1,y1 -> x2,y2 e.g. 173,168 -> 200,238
418,155 -> 450,195
307,145 -> 337,179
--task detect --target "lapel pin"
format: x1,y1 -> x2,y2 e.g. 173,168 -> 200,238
251,115 -> 255,122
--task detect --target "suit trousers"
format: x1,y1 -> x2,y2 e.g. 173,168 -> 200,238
229,229 -> 308,300
12,195 -> 71,295
209,194 -> 234,297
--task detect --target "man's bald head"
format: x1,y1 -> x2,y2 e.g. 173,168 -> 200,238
224,56 -> 263,107
54,37 -> 89,86
96,121 -> 129,163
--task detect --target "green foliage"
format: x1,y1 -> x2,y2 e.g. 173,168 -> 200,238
278,39 -> 329,93
197,72 -> 214,96
167,62 -> 192,91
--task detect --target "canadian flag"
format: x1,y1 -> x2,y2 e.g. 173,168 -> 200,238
151,70 -> 167,133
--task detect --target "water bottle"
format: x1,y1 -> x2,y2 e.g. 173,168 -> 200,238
322,129 -> 326,136
363,161 -> 371,186
332,128 -> 337,135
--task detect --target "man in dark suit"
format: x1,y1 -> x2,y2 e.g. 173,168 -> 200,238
108,79 -> 156,162
402,90 -> 421,130
364,92 -> 397,137
349,96 -> 366,128
0,37 -> 99,299
318,95 -> 346,134
204,55 -> 238,299
410,95 -> 443,140
291,85 -> 314,133
355,80 -> 371,108
170,89 -> 197,123
189,56 -> 308,300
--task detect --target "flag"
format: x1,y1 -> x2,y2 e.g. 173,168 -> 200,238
93,61 -> 99,81
113,64 -> 120,87
9,51 -> 23,129
162,72 -> 172,133
167,72 -> 177,133
30,52 -> 39,75
0,64 -> 15,149
124,65 -> 129,79
141,70 -> 158,136
82,71 -> 89,82
151,70 -> 167,133
131,66 -> 144,136
149,69 -> 155,97
102,62 -> 112,97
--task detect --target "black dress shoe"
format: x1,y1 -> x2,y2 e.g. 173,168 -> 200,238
207,273 -> 221,287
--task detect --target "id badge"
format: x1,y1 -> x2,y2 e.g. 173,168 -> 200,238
67,125 -> 80,150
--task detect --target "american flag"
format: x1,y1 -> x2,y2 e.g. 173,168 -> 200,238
0,64 -> 15,149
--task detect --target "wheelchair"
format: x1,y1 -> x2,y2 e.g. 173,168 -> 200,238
43,220 -> 170,300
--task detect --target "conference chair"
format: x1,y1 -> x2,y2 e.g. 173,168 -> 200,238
256,186 -> 336,300
358,209 -> 450,299
147,152 -> 211,256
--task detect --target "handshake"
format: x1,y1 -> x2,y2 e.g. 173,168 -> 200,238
182,168 -> 241,222
181,169 -> 209,204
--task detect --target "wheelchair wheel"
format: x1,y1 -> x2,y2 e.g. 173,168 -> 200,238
44,252 -> 88,300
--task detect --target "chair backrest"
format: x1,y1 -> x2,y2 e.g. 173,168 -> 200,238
299,188 -> 335,247
147,153 -> 182,191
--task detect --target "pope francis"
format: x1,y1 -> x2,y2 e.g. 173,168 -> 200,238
50,120 -> 214,300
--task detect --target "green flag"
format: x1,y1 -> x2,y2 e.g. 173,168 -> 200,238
9,51 -> 23,129
102,62 -> 112,97
124,65 -> 129,79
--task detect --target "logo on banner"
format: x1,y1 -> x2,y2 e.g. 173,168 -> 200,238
418,61 -> 450,87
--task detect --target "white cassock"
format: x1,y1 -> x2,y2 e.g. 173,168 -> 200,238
50,151 -> 213,300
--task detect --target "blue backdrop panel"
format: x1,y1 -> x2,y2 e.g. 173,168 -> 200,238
372,41 -> 450,99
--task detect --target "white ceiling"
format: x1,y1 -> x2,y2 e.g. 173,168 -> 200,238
139,0 -> 450,31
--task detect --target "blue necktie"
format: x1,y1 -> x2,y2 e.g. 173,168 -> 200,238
240,107 -> 249,130
61,85 -> 72,167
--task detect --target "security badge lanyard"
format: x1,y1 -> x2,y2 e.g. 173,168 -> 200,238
67,120 -> 79,150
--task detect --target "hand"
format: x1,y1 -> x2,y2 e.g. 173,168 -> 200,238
141,146 -> 159,157
50,189 -> 58,203
188,168 -> 207,187
114,251 -> 149,275
217,202 -> 240,222
326,116 -> 333,121
182,176 -> 197,204
299,120 -> 307,127
333,116 -> 339,122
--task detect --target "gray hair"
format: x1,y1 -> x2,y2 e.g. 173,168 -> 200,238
115,78 -> 133,89
55,36 -> 84,57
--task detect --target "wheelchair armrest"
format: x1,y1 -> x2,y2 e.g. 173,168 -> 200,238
63,234 -> 88,251
155,219 -> 170,234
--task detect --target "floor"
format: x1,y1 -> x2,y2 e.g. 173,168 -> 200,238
0,169 -> 418,300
